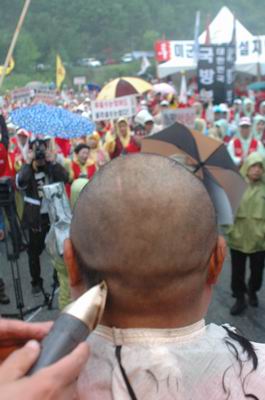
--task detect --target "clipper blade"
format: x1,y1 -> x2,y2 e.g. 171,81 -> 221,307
64,281 -> 107,331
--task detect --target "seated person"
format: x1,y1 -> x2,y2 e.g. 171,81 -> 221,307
65,153 -> 265,399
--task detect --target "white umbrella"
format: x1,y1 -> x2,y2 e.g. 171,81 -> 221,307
153,82 -> 177,95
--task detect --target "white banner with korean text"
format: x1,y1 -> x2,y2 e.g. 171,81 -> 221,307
11,87 -> 33,103
162,108 -> 196,129
156,36 -> 265,65
91,95 -> 137,121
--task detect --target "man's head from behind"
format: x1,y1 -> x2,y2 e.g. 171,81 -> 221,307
66,154 -> 225,328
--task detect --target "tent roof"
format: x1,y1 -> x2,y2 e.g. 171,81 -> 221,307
199,6 -> 253,44
158,59 -> 196,78
157,7 -> 259,78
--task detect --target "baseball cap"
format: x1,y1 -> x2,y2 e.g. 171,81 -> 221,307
239,117 -> 251,127
17,128 -> 30,137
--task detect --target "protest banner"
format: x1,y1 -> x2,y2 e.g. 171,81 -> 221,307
237,36 -> 265,62
11,87 -> 33,103
162,108 -> 196,128
155,36 -> 265,66
155,40 -> 194,63
197,44 -> 235,105
91,95 -> 137,121
31,90 -> 57,105
73,76 -> 86,86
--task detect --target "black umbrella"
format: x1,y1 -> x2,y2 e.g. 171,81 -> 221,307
141,122 -> 246,224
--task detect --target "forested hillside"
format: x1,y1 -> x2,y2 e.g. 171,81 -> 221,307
0,0 -> 263,72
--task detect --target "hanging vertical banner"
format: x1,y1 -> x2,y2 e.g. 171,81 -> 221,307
197,44 -> 235,104
225,44 -> 236,105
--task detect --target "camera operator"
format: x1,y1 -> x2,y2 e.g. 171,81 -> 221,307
16,137 -> 69,295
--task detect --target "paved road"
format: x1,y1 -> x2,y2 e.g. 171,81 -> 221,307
1,243 -> 265,343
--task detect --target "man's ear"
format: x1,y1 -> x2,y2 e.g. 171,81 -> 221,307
64,238 -> 87,299
206,235 -> 226,285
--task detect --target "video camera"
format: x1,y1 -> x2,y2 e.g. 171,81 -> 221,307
29,138 -> 47,161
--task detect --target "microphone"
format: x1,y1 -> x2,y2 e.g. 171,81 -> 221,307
28,281 -> 107,375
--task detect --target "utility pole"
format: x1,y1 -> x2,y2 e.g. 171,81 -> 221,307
0,0 -> 32,90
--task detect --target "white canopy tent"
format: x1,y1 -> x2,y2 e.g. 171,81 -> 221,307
158,7 -> 265,78
199,6 -> 252,44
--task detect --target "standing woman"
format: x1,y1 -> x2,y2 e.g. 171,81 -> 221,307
105,117 -> 140,159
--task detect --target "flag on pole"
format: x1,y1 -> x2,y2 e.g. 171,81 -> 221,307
231,15 -> 237,60
0,57 -> 15,76
205,14 -> 211,45
179,72 -> 187,105
193,11 -> 200,63
137,56 -> 151,76
56,55 -> 66,89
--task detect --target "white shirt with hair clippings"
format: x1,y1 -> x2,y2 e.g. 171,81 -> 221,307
78,320 -> 265,399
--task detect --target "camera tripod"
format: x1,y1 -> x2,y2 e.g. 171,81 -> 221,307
0,179 -> 57,320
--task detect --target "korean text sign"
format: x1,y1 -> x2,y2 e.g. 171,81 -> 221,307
162,108 -> 196,128
91,96 -> 137,121
197,44 -> 235,105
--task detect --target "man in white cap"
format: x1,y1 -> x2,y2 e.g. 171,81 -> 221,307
11,128 -> 30,171
219,103 -> 229,120
134,110 -> 162,136
227,116 -> 264,166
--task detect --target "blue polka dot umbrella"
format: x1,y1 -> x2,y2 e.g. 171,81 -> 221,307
10,103 -> 95,139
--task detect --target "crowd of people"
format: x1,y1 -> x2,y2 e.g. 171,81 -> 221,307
0,81 -> 265,313
0,82 -> 265,311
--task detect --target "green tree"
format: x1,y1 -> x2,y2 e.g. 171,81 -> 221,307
0,0 -> 264,73
14,32 -> 40,73
142,30 -> 160,50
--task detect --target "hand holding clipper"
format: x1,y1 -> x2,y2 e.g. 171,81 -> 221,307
28,281 -> 107,375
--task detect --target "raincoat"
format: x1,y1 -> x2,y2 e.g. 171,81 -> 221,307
252,114 -> 265,141
53,178 -> 89,310
242,98 -> 255,120
226,152 -> 265,253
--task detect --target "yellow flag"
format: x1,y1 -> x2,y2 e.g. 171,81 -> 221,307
56,55 -> 66,89
0,57 -> 15,76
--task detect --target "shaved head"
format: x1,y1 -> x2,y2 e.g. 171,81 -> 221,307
70,154 -> 217,319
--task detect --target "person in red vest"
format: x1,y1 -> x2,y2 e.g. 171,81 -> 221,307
105,117 -> 140,159
71,143 -> 97,181
0,114 -> 18,304
0,142 -> 11,178
227,117 -> 265,167
0,114 -> 12,178
10,129 -> 31,172
0,113 -> 11,303
55,137 -> 71,158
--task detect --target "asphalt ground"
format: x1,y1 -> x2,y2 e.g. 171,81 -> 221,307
0,242 -> 265,343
